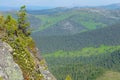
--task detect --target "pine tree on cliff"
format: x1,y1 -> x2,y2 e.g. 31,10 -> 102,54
17,5 -> 31,36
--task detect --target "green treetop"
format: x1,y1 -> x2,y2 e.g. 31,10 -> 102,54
17,5 -> 31,36
5,15 -> 17,36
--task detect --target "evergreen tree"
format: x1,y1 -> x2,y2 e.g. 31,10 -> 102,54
17,5 -> 31,36
5,15 -> 17,36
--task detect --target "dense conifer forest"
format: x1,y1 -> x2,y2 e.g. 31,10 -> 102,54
32,23 -> 120,53
32,20 -> 120,80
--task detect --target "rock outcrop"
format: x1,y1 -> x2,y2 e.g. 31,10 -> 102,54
0,41 -> 24,80
0,40 -> 56,80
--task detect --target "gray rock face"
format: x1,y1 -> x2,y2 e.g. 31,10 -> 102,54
38,61 -> 57,80
0,41 -> 24,80
30,48 -> 57,80
0,40 -> 56,80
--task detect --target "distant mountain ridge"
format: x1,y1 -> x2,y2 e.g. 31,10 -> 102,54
2,3 -> 120,36
30,8 -> 120,36
27,7 -> 70,15
27,3 -> 120,14
1,3 -> 120,11
100,3 -> 120,9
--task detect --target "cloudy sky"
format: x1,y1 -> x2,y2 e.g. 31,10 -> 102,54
0,0 -> 120,7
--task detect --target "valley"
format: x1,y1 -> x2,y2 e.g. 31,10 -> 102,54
30,5 -> 120,80
31,4 -> 120,80
1,3 -> 120,80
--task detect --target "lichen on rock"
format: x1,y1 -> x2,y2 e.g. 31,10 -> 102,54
0,41 -> 24,80
0,40 -> 56,80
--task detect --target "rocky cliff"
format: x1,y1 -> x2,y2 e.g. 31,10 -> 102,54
0,40 -> 56,80
0,7 -> 56,80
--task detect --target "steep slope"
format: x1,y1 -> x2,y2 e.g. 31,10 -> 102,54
0,40 -> 56,80
0,10 -> 56,80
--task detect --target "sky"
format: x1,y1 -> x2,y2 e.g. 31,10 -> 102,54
0,0 -> 120,7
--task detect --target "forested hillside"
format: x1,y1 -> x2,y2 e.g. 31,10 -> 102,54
32,23 -> 120,80
32,23 -> 120,53
30,8 -> 120,35
44,45 -> 120,80
30,6 -> 120,80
